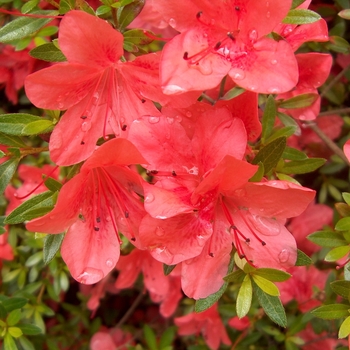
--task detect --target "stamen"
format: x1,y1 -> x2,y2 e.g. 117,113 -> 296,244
121,125 -> 127,131
94,227 -> 100,231
214,41 -> 222,50
172,171 -> 177,176
227,32 -> 235,40
209,252 -> 214,257
125,211 -> 129,218
96,217 -> 101,223
141,99 -> 146,103
81,115 -> 87,119
183,52 -> 189,60
235,6 -> 240,11
196,11 -> 203,19
81,141 -> 85,145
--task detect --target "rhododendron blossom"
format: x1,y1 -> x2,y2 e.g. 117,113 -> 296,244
158,0 -> 298,94
26,139 -> 146,284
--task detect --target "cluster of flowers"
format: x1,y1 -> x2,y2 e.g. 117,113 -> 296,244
1,0 -> 347,348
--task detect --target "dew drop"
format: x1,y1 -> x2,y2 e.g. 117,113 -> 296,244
155,226 -> 165,236
77,267 -> 104,284
105,259 -> 114,268
169,18 -> 177,28
175,115 -> 182,122
162,85 -> 186,94
196,234 -> 206,247
271,59 -> 277,65
266,11 -> 271,18
198,60 -> 213,75
249,29 -> 258,43
250,215 -> 281,236
58,102 -> 64,109
267,87 -> 280,94
185,111 -> 192,118
144,193 -> 155,203
148,116 -> 160,124
93,92 -> 99,99
166,116 -> 175,124
232,70 -> 246,80
278,249 -> 290,263
81,120 -> 92,132
234,188 -> 246,197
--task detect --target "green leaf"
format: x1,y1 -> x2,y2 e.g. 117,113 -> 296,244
276,173 -> 301,185
0,297 -> 27,312
21,0 -> 40,14
252,275 -> 280,296
8,327 -> 23,338
283,9 -> 321,24
0,157 -> 20,195
163,263 -> 176,276
265,126 -> 297,144
292,0 -> 306,9
17,323 -> 43,335
7,309 -> 21,326
339,316 -> 350,338
253,280 -> 287,327
159,326 -> 176,350
0,10 -> 57,43
236,275 -> 252,318
195,254 -> 234,312
308,231 -> 348,247
343,193 -> 350,206
0,133 -> 27,147
326,36 -> 350,53
331,281 -> 350,300
311,304 -> 350,319
278,93 -> 318,109
0,114 -> 53,136
5,191 -> 56,224
252,137 -> 286,174
279,158 -> 326,174
220,86 -> 245,100
295,249 -> 312,266
18,336 -> 36,350
325,245 -> 350,262
261,95 -> 276,143
96,5 -> 111,15
249,162 -> 264,182
43,233 -> 64,265
336,217 -> 350,231
123,29 -> 154,46
143,324 -> 158,350
223,269 -> 245,283
0,302 -> 7,319
44,177 -> 62,192
29,43 -> 66,62
282,147 -> 308,161
253,268 -> 291,282
277,112 -> 300,129
338,9 -> 350,20
4,332 -> 18,350
117,0 -> 145,31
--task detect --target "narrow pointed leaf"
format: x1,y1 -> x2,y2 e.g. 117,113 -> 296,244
29,42 -> 67,62
283,9 -> 321,24
311,304 -> 350,319
43,233 -> 64,265
4,333 -> 17,350
339,316 -> 350,338
253,268 -> 291,282
280,158 -> 326,174
282,147 -> 308,161
0,157 -> 20,195
295,249 -> 312,266
0,297 -> 28,312
117,0 -> 145,31
220,86 -> 245,101
252,275 -> 280,296
163,264 -> 176,276
330,281 -> 350,300
325,245 -> 350,262
336,217 -> 350,231
236,275 -> 252,318
278,93 -> 318,109
308,231 -> 347,247
0,133 -> 27,147
261,95 -> 276,143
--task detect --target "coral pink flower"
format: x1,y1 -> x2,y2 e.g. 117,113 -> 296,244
277,266 -> 328,313
115,249 -> 182,317
174,304 -> 230,350
344,140 -> 350,162
228,316 -> 250,331
25,10 -> 196,166
158,0 -> 298,94
26,139 -> 146,284
129,109 -> 315,298
90,327 -> 133,350
288,201 -> 333,256
298,324 -> 340,350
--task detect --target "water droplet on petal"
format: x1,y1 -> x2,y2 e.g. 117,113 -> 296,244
267,87 -> 280,94
105,259 -> 114,268
77,267 -> 104,284
169,18 -> 176,28
234,188 -> 246,197
81,121 -> 92,132
266,1 -> 270,6
196,234 -> 206,247
58,102 -> 64,109
271,59 -> 277,65
144,193 -> 155,203
232,69 -> 246,80
278,249 -> 290,263
249,29 -> 258,43
166,116 -> 174,124
148,116 -> 160,124
185,111 -> 192,118
162,85 -> 185,94
266,11 -> 271,18
250,215 -> 281,236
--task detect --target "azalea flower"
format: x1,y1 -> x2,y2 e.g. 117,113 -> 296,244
158,0 -> 298,94
174,304 -> 231,350
26,139 -> 146,284
129,109 -> 315,298
25,10 -> 197,166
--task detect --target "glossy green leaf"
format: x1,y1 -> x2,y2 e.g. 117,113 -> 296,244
283,9 -> 321,24
311,304 -> 350,319
261,95 -> 276,143
278,93 -> 318,109
338,9 -> 350,19
325,245 -> 350,262
17,323 -> 43,336
220,86 -> 245,101
277,112 -> 300,129
0,157 -> 20,195
292,0 -> 306,8
96,5 -> 111,15
253,280 -> 287,327
308,231 -> 347,247
279,158 -> 326,174
0,10 -> 57,43
265,126 -> 297,144
0,296 -> 28,312
7,309 -> 21,326
21,0 -> 39,14
43,233 -> 64,265
336,217 -> 350,231
252,275 -> 280,296
143,324 -> 158,350
252,137 -> 286,174
163,263 -> 176,276
295,249 -> 312,266
0,133 -> 27,147
331,280 -> 350,300
223,269 -> 245,283
118,0 -> 145,31
236,275 -> 252,318
4,333 -> 17,350
159,326 -> 176,350
343,193 -> 350,206
253,268 -> 291,282
0,302 -> 7,319
5,191 -> 56,225
123,29 -> 154,46
44,177 -> 62,192
339,316 -> 350,338
0,114 -> 53,136
195,255 -> 234,312
29,43 -> 66,62
282,147 -> 308,161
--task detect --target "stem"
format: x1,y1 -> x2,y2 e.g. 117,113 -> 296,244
111,7 -> 118,29
319,108 -> 350,116
115,289 -> 144,328
320,65 -> 350,98
218,76 -> 227,100
7,147 -> 49,158
37,283 -> 46,303
303,121 -> 350,165
44,0 -> 60,8
200,93 -> 216,105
